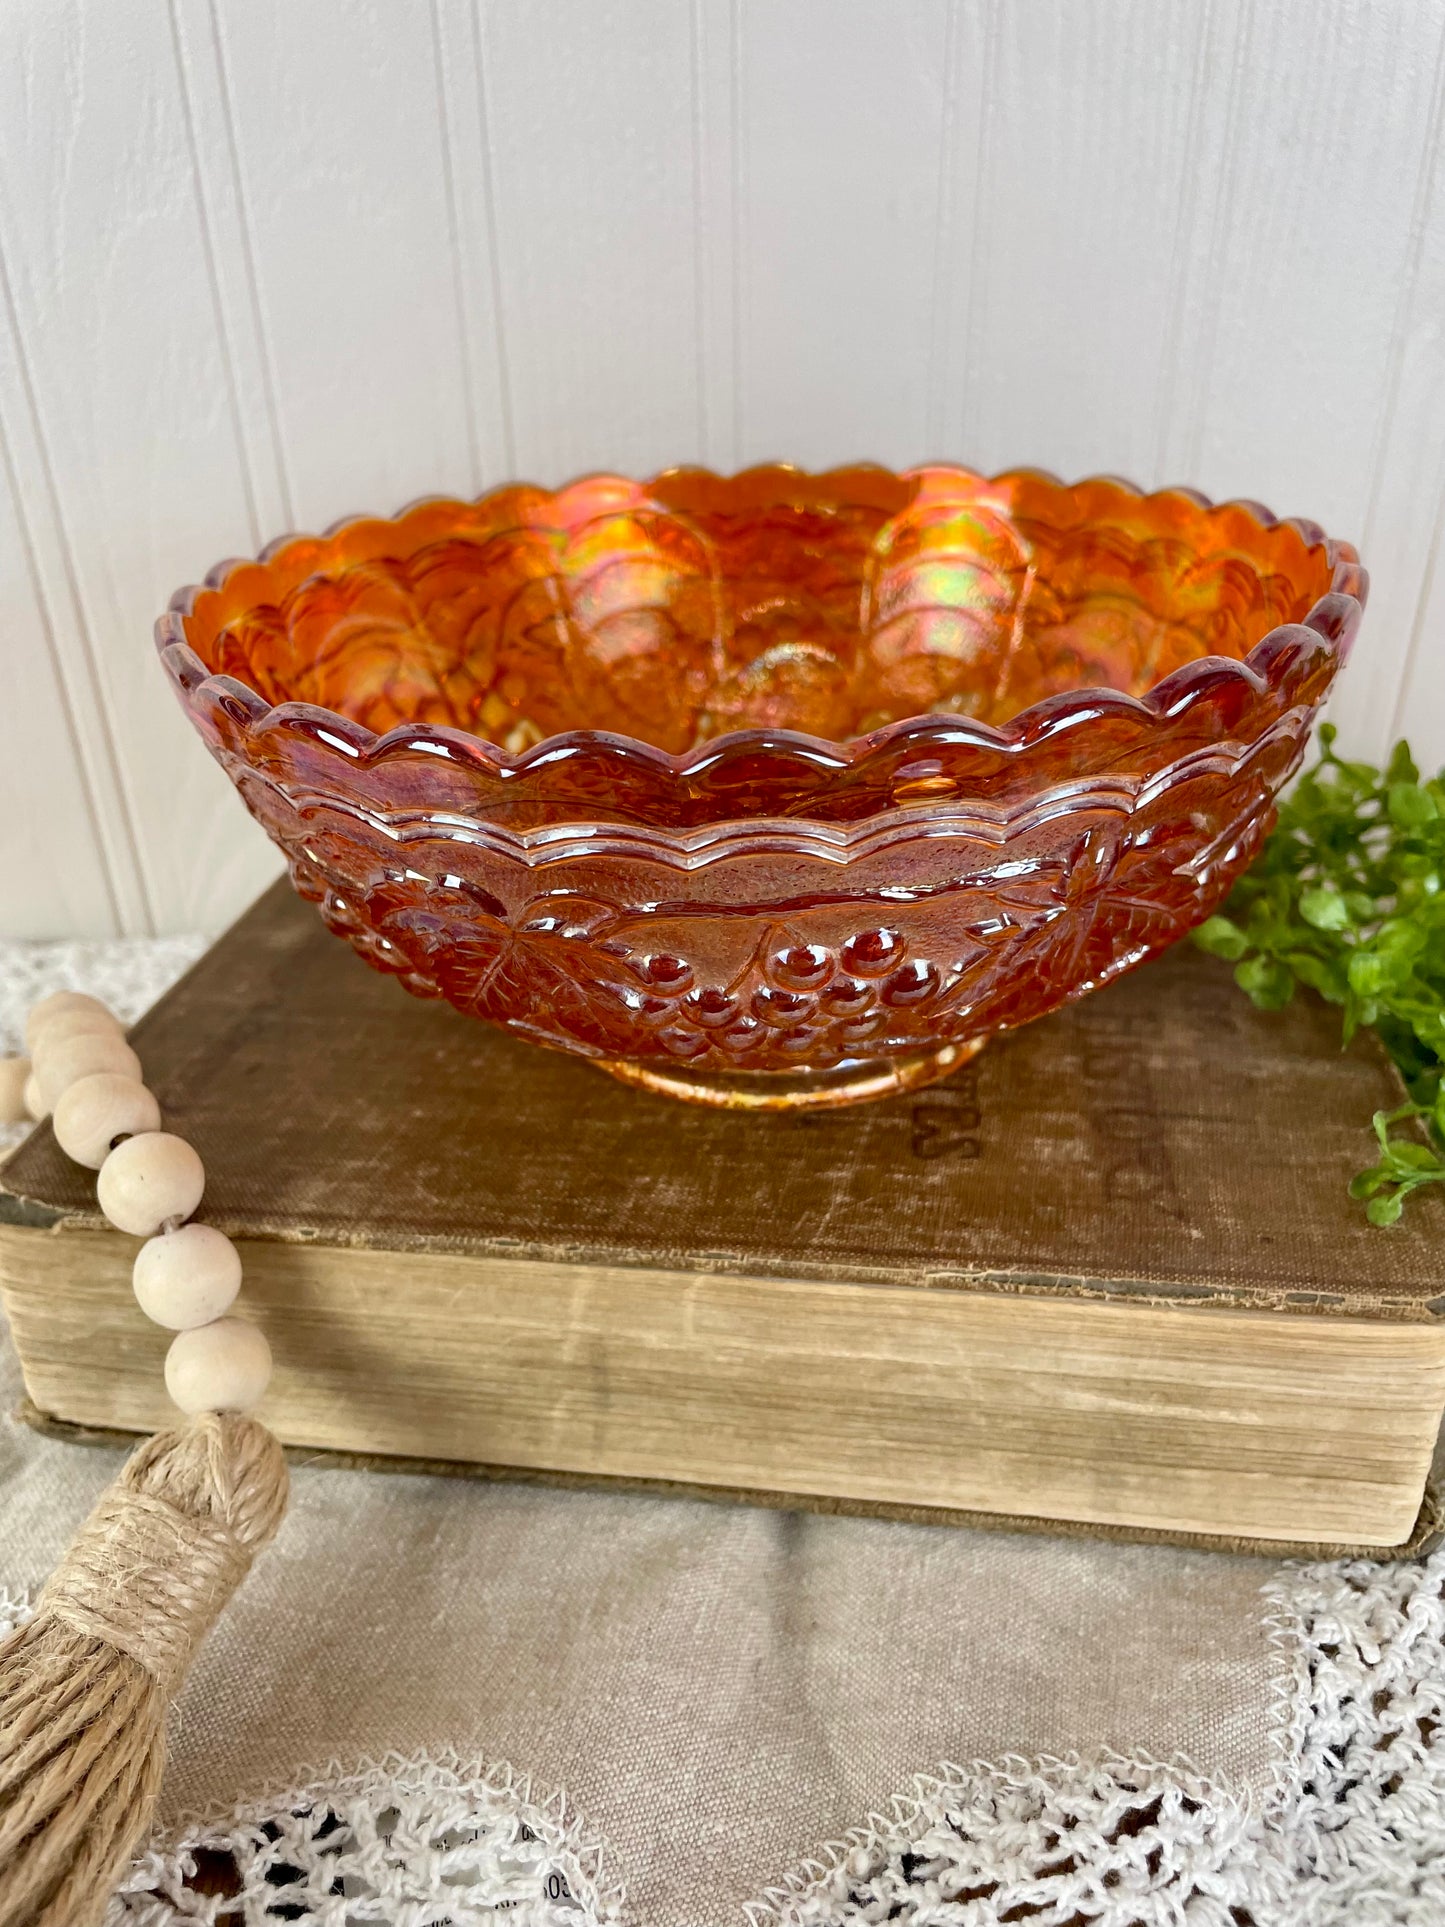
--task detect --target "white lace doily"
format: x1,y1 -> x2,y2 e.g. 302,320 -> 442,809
81,1549 -> 1445,1927
742,1549 -> 1445,1925
0,1540 -> 1429,1924
112,1755 -> 622,1927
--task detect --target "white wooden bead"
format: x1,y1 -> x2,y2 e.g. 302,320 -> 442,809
25,991 -> 119,1053
0,1056 -> 29,1125
53,1072 -> 162,1169
164,1318 -> 272,1414
35,1030 -> 142,1111
24,1072 -> 47,1121
29,1007 -> 123,1059
97,1132 -> 205,1237
133,1223 -> 242,1330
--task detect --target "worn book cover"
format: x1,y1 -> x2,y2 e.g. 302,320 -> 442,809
2,880 -> 1442,1556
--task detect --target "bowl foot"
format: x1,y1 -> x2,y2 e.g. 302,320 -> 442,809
594,1037 -> 987,1111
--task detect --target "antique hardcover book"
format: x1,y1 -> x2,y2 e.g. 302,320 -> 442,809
2,879 -> 1443,1557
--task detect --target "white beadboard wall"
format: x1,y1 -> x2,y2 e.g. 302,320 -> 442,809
2,0 -> 1444,938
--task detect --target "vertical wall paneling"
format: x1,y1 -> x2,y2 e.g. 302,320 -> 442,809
431,0 -> 514,488
0,0 -> 279,935
1154,1 -> 1445,763
924,0 -> 993,458
0,256 -> 133,938
210,0 -> 476,526
3,0 -> 1445,937
478,1 -> 702,481
1395,535 -> 1445,777
1152,0 -> 1254,490
1393,507 -> 1445,775
733,0 -> 951,471
168,0 -> 295,541
693,0 -> 740,472
1357,20 -> 1445,774
0,417 -> 118,939
1166,3 -> 1438,527
958,0 -> 1238,486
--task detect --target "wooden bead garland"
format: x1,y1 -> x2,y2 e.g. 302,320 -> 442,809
0,991 -> 289,1927
97,1132 -> 207,1239
132,1222 -> 242,1330
35,1030 -> 143,1112
7,995 -> 272,1415
165,1318 -> 274,1415
52,1071 -> 162,1169
29,1005 -> 126,1055
25,989 -> 117,1049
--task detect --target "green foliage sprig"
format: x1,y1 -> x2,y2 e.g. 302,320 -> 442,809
1193,727 -> 1445,1224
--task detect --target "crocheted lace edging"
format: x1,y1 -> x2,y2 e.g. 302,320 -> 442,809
751,1549 -> 1445,1925
109,1748 -> 625,1927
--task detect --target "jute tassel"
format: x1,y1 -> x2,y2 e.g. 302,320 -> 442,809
0,1411 -> 288,1927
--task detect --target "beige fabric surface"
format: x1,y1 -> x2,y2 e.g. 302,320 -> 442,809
0,1324 -> 1284,1926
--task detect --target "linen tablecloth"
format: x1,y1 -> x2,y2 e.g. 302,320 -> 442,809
1,937 -> 1441,1926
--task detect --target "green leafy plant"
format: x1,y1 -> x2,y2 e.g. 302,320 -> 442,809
1193,727 -> 1445,1224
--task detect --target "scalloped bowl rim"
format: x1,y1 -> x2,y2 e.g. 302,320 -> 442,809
156,462 -> 1365,787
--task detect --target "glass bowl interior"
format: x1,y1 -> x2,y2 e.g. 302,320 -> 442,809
171,464 -> 1340,760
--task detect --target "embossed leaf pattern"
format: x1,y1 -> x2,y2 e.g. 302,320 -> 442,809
260,738 -> 1308,1072
160,466 -> 1362,1080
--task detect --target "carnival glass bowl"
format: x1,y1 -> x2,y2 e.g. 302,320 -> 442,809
158,465 -> 1364,1108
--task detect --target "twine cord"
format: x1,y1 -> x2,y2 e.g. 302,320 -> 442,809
41,1488 -> 249,1697
0,1412 -> 289,1927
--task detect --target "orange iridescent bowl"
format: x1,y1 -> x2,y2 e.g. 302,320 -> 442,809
157,464 -> 1365,1109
